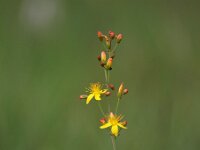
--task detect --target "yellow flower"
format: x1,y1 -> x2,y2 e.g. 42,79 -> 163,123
86,82 -> 107,104
100,112 -> 127,137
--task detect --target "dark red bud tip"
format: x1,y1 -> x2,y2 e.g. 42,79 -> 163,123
108,84 -> 115,90
99,118 -> 106,124
123,89 -> 128,95
100,62 -> 105,67
97,31 -> 103,41
79,95 -> 88,100
116,34 -> 123,43
105,91 -> 111,96
97,55 -> 101,61
122,121 -> 128,126
109,31 -> 115,39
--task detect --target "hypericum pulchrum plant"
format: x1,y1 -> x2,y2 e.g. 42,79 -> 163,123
80,31 -> 128,150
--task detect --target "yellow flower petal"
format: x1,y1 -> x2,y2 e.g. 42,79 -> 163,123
111,125 -> 119,136
118,123 -> 127,129
100,89 -> 107,94
100,122 -> 112,129
86,94 -> 94,104
94,94 -> 101,100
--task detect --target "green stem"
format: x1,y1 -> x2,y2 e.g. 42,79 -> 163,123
115,98 -> 120,114
110,136 -> 116,150
98,102 -> 106,117
104,69 -> 108,83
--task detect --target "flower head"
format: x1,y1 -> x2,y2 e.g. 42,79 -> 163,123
100,112 -> 127,137
86,82 -> 108,104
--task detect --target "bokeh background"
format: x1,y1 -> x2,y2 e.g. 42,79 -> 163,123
0,0 -> 200,150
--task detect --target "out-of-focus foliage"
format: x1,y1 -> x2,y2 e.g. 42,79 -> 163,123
0,0 -> 200,150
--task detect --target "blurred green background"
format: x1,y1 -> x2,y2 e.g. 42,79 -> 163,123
0,0 -> 200,150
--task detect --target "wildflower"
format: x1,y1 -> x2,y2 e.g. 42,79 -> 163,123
109,31 -> 115,39
105,36 -> 111,49
116,34 -> 123,43
123,89 -> 128,95
117,82 -> 124,98
86,83 -> 108,104
101,51 -> 107,63
79,95 -> 88,100
100,112 -> 127,137
97,31 -> 103,41
106,58 -> 113,70
108,84 -> 115,90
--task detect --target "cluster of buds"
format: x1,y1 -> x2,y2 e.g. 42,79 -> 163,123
98,51 -> 113,70
97,31 -> 123,46
97,31 -> 123,70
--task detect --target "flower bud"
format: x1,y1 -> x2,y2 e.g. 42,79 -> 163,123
97,55 -> 101,61
116,34 -> 123,43
106,58 -> 113,69
109,31 -> 115,39
99,118 -> 106,124
108,84 -> 115,90
105,36 -> 111,49
100,61 -> 105,67
109,112 -> 115,118
101,51 -> 107,63
117,82 -> 124,98
105,91 -> 111,96
97,31 -> 103,41
123,89 -> 128,95
79,95 -> 88,100
121,121 -> 128,126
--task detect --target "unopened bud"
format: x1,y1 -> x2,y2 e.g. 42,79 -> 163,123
97,31 -> 103,41
108,84 -> 115,90
99,118 -> 106,124
121,121 -> 128,126
123,89 -> 128,95
109,31 -> 115,39
101,51 -> 106,63
109,112 -> 115,118
79,95 -> 88,100
106,58 -> 113,69
97,55 -> 101,61
100,61 -> 105,67
105,91 -> 111,96
116,34 -> 123,43
117,82 -> 124,98
105,36 -> 111,49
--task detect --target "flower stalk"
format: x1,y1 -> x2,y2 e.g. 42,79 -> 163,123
79,31 -> 129,150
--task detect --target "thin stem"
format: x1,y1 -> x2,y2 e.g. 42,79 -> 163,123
110,136 -> 116,150
104,69 -> 108,83
115,98 -> 120,114
112,43 -> 119,53
98,102 -> 106,117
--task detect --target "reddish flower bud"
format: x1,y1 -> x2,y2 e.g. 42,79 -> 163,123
116,34 -> 123,43
99,118 -> 106,124
79,95 -> 88,100
97,55 -> 101,61
121,121 -> 128,126
100,61 -> 105,67
123,89 -> 128,95
105,91 -> 111,96
97,31 -> 103,41
108,84 -> 115,90
106,58 -> 113,69
101,51 -> 107,63
109,31 -> 115,39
